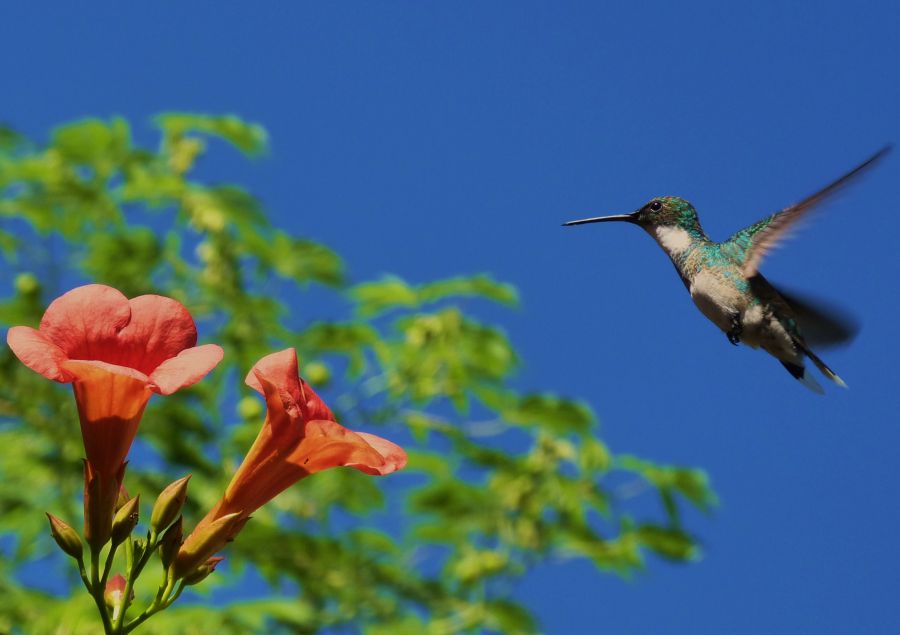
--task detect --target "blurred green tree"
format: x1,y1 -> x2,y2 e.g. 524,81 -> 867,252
0,114 -> 715,634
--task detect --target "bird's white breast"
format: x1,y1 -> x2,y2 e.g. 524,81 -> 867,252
689,269 -> 744,333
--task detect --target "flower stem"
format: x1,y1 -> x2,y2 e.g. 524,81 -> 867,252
89,547 -> 115,635
123,576 -> 185,634
101,541 -> 118,588
112,531 -> 158,632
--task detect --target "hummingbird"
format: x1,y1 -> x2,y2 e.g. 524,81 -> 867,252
563,146 -> 891,393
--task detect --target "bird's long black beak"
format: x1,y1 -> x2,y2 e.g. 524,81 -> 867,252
562,212 -> 638,227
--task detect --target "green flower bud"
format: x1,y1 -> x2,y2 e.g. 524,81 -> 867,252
182,556 -> 225,586
14,272 -> 40,296
115,484 -> 132,512
110,494 -> 140,546
303,361 -> 330,386
46,513 -> 83,561
159,516 -> 184,570
237,395 -> 263,420
172,512 -> 244,579
150,475 -> 191,534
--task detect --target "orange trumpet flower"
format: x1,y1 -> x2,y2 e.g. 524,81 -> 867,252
174,348 -> 406,577
7,284 -> 223,547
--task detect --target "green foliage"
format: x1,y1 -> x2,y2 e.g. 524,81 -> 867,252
351,274 -> 518,318
0,114 -> 716,633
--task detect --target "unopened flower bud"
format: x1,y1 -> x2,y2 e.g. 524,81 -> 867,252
172,512 -> 244,579
46,513 -> 83,561
115,484 -> 132,512
110,494 -> 140,546
303,361 -> 330,386
237,396 -> 262,420
14,272 -> 40,296
104,574 -> 133,620
159,516 -> 184,569
132,537 -> 146,563
182,556 -> 225,586
150,475 -> 191,534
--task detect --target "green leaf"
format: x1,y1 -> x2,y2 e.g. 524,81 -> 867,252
418,274 -> 518,307
81,226 -> 163,296
265,232 -> 344,286
450,548 -> 509,583
52,116 -> 131,168
0,125 -> 25,151
351,273 -> 518,318
155,113 -> 269,156
351,275 -> 419,317
483,599 -> 539,634
500,392 -> 595,435
636,525 -> 700,561
617,455 -> 717,512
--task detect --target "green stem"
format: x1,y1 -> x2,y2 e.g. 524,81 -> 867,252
112,531 -> 158,632
123,577 -> 185,634
101,542 -> 118,588
77,556 -> 91,593
89,547 -> 115,635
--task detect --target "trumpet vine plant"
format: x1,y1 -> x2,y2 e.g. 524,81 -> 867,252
0,114 -> 716,634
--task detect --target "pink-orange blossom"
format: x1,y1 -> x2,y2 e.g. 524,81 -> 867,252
174,348 -> 406,576
7,284 -> 223,546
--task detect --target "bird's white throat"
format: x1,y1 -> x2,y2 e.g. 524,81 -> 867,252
654,225 -> 693,255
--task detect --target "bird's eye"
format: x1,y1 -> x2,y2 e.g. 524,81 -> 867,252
650,201 -> 662,212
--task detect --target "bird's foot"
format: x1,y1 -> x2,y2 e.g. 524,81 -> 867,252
727,314 -> 742,346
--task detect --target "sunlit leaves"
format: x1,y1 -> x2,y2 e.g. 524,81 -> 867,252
0,275 -> 44,326
351,276 -> 418,316
384,309 -> 517,407
244,231 -> 344,287
0,125 -> 25,151
298,322 -> 379,375
0,113 -> 716,634
635,525 -> 699,561
155,113 -> 269,157
419,275 -> 518,307
121,153 -> 186,204
617,455 -> 718,515
52,117 -> 131,173
351,273 -> 517,318
82,227 -> 162,296
478,389 -> 596,435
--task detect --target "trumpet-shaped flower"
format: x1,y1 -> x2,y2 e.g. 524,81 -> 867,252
174,348 -> 406,577
7,284 -> 223,546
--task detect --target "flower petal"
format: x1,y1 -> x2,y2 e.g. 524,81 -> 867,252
62,359 -> 150,384
185,347 -> 407,555
244,348 -> 306,420
35,285 -> 206,377
64,360 -> 153,479
296,419 -> 395,475
39,285 -> 131,361
7,326 -> 72,382
149,344 -> 225,395
299,379 -> 335,422
351,432 -> 408,475
115,294 -> 199,374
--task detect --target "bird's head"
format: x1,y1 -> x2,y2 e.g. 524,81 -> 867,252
563,196 -> 699,230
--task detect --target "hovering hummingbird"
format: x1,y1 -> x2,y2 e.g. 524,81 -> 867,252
563,146 -> 891,393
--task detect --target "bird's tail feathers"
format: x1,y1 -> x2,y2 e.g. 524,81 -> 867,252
780,360 -> 825,394
798,343 -> 848,389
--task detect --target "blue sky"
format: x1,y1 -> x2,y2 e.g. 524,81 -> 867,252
2,2 -> 899,633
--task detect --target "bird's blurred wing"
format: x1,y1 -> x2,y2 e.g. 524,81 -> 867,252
777,287 -> 860,348
728,145 -> 891,277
